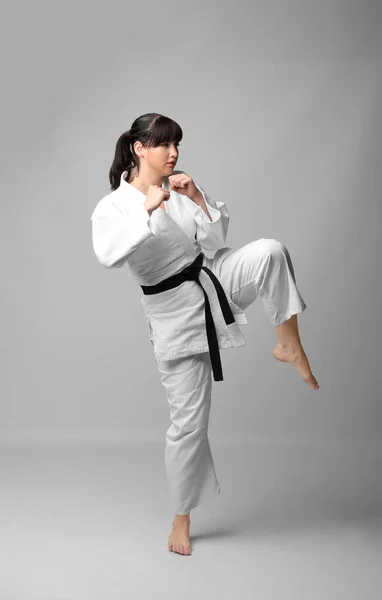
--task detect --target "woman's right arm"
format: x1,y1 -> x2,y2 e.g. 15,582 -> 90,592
91,198 -> 155,268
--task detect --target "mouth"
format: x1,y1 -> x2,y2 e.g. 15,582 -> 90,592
167,163 -> 176,167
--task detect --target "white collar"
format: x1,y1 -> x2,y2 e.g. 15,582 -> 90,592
120,171 -> 170,192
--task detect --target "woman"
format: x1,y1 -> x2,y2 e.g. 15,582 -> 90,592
90,112 -> 319,557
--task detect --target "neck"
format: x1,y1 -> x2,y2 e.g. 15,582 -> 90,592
130,169 -> 165,195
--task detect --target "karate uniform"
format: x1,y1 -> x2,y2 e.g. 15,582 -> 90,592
91,171 -> 307,514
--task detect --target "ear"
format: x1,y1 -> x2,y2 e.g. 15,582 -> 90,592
134,141 -> 143,155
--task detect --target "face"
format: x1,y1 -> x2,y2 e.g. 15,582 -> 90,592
134,141 -> 180,175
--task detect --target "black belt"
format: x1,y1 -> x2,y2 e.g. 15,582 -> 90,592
140,252 -> 235,381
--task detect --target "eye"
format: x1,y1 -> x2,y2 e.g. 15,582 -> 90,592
161,142 -> 180,148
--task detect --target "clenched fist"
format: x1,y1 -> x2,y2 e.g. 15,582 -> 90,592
169,172 -> 200,202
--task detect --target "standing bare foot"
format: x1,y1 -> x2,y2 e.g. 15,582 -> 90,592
168,513 -> 191,555
273,342 -> 320,390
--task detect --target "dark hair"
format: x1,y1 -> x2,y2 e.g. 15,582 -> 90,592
108,113 -> 183,191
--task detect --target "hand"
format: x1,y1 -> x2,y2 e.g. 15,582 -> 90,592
168,172 -> 200,202
145,184 -> 170,214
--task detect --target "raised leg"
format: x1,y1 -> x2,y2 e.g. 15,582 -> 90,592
208,238 -> 319,390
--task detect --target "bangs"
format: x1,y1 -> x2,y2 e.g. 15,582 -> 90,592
146,116 -> 183,147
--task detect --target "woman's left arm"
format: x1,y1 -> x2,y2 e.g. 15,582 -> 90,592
189,181 -> 230,252
169,172 -> 230,252
190,188 -> 212,220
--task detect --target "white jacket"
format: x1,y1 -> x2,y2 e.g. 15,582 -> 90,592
90,170 -> 248,362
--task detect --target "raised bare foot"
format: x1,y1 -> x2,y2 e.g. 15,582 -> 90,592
273,342 -> 320,390
168,514 -> 191,555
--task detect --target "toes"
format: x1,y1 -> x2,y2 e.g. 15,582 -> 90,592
167,538 -> 191,555
302,372 -> 319,388
172,543 -> 191,555
309,376 -> 319,389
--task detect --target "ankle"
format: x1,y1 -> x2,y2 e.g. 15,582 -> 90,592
173,513 -> 190,523
276,340 -> 302,351
277,338 -> 301,348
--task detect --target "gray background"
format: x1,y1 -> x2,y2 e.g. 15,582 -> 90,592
1,1 -> 382,598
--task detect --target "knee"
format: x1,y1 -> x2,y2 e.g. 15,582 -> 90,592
167,419 -> 209,442
257,237 -> 287,260
168,404 -> 211,436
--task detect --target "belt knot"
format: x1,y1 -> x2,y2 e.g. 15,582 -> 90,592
181,252 -> 204,279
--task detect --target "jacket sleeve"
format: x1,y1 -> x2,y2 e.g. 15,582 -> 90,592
191,181 -> 230,252
90,196 -> 156,268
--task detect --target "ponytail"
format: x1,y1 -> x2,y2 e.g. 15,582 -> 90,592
108,130 -> 136,191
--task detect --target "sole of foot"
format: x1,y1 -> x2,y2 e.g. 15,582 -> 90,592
273,343 -> 320,390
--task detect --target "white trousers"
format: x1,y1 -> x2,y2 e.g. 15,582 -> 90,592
156,238 -> 307,515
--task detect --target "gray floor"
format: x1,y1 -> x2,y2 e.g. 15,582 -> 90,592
0,439 -> 381,600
